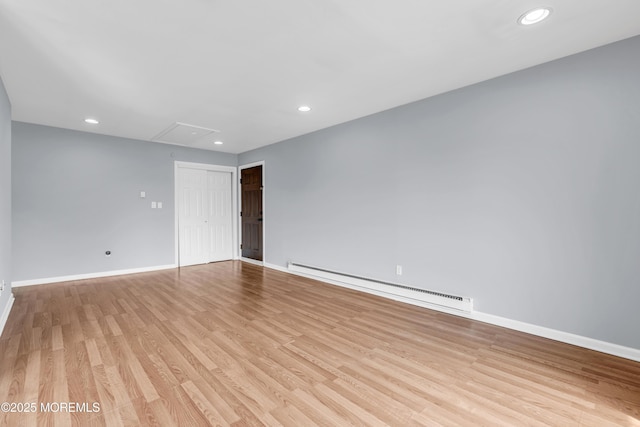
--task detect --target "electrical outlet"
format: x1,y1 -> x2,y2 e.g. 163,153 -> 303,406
396,265 -> 403,276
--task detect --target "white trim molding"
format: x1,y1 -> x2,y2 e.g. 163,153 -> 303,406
241,257 -> 264,267
264,262 -> 287,273
12,264 -> 177,288
470,311 -> 640,363
0,293 -> 15,337
265,263 -> 640,363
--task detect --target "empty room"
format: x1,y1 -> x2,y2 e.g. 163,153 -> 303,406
1,1 -> 639,426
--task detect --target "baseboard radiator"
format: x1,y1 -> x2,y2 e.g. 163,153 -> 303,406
287,262 -> 473,313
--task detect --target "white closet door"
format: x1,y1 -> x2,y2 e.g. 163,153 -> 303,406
178,168 -> 209,266
206,170 -> 233,262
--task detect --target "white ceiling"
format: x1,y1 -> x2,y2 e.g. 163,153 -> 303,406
1,1 -> 640,154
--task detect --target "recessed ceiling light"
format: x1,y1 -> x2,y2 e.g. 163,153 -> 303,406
518,7 -> 552,25
214,141 -> 223,145
84,118 -> 99,124
297,105 -> 312,112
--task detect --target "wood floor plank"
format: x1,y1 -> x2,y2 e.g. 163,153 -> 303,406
52,348 -> 72,427
180,380 -> 229,426
1,261 -> 639,426
291,386 -> 375,426
160,383 -> 217,427
0,334 -> 21,402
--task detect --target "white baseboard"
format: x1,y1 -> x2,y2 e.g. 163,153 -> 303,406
12,264 -> 177,287
264,262 -> 287,272
470,311 -> 640,362
241,257 -> 264,267
0,293 -> 15,338
264,263 -> 640,362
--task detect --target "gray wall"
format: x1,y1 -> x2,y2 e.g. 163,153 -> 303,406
0,75 -> 11,319
12,122 -> 237,281
239,35 -> 640,349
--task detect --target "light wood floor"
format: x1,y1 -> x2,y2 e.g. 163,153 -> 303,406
1,261 -> 639,426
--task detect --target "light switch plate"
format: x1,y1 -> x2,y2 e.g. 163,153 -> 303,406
151,201 -> 157,209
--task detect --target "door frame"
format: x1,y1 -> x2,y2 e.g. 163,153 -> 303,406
239,161 -> 265,265
174,161 -> 238,266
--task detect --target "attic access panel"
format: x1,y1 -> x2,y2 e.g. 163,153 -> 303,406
152,122 -> 220,146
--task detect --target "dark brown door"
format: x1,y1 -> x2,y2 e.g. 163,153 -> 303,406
241,165 -> 263,261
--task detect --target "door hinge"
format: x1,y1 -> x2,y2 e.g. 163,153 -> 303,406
240,244 -> 243,249
240,211 -> 242,216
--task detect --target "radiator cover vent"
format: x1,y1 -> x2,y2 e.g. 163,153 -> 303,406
288,262 -> 473,312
